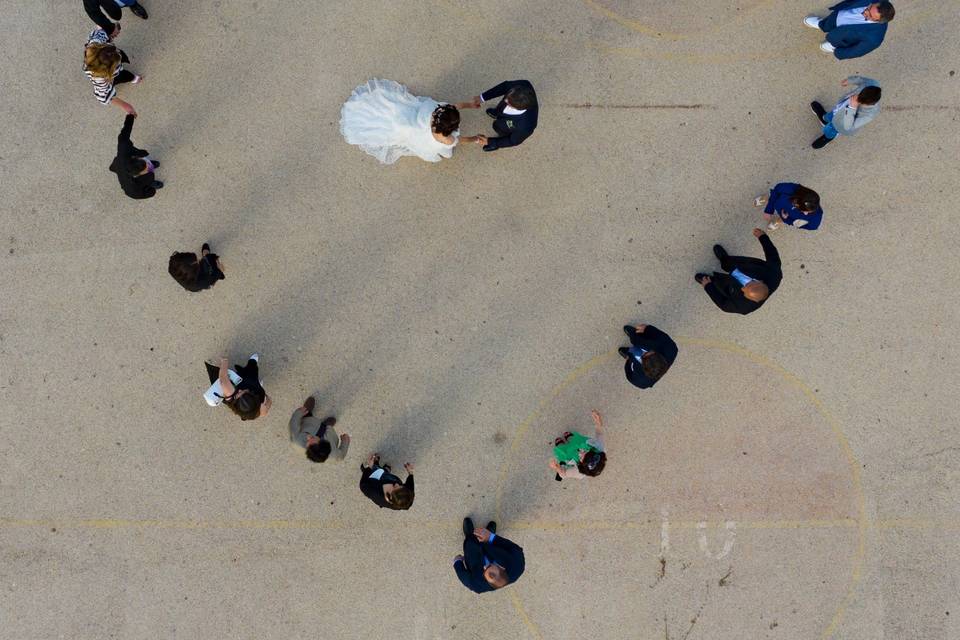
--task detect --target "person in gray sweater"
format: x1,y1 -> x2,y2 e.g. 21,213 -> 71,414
289,396 -> 350,463
810,76 -> 881,148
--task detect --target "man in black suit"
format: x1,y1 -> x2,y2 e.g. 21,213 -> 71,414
462,80 -> 538,152
109,114 -> 163,199
83,0 -> 148,35
453,517 -> 525,594
619,324 -> 678,389
695,229 -> 782,315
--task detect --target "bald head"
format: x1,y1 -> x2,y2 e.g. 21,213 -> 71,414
742,281 -> 769,302
484,564 -> 509,589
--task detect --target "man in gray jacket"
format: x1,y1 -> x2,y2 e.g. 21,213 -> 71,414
289,396 -> 350,463
810,76 -> 881,148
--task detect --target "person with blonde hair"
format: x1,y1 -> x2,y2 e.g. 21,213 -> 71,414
83,27 -> 140,115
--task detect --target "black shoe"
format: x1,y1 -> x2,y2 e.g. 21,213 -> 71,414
695,273 -> 710,285
619,347 -> 630,359
486,521 -> 497,534
713,244 -> 727,260
811,135 -> 833,149
201,242 -> 211,255
320,416 -> 337,428
810,101 -> 827,125
129,3 -> 148,19
152,180 -> 164,189
622,325 -> 634,338
463,517 -> 474,537
150,159 -> 160,168
485,108 -> 498,118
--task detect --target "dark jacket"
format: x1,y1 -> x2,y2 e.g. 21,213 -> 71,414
822,0 -> 889,59
764,183 -> 823,231
455,533 -> 526,594
705,234 -> 782,315
623,325 -> 679,389
359,465 -> 414,510
83,0 -> 117,33
109,115 -> 156,199
181,255 -> 226,292
481,80 -> 538,152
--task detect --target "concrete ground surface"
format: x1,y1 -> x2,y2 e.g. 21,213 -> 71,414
1,0 -> 959,638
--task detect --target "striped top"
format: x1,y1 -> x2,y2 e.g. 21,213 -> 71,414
83,28 -> 120,105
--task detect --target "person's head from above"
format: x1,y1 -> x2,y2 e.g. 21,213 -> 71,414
305,435 -> 332,463
577,449 -> 607,477
791,185 -> 820,213
127,158 -> 150,176
384,484 -> 414,510
640,351 -> 670,381
742,280 -> 770,302
865,2 -> 895,22
857,86 -> 882,106
84,43 -> 121,78
431,104 -> 460,136
168,252 -> 200,286
483,563 -> 509,589
228,389 -> 262,421
505,86 -> 535,110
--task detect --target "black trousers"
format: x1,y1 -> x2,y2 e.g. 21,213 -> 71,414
462,535 -> 484,571
99,0 -> 122,20
115,69 -> 136,85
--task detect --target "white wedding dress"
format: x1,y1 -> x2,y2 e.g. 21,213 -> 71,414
340,79 -> 459,164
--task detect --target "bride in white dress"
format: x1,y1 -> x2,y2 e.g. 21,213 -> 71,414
340,79 -> 482,164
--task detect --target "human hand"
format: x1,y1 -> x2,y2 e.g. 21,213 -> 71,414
840,78 -> 849,87
366,453 -> 379,467
848,94 -> 859,108
474,528 -> 492,543
591,410 -> 603,427
454,554 -> 464,563
341,434 -> 351,445
403,462 -> 414,474
634,324 -> 647,332
216,258 -> 224,271
549,460 -> 562,472
111,23 -> 121,39
475,135 -> 488,145
471,95 -> 482,108
220,357 -> 229,367
700,276 -> 712,286
124,104 -> 137,117
752,228 -> 765,238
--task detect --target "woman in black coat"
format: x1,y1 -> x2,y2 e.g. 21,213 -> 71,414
168,243 -> 226,292
109,114 -> 163,199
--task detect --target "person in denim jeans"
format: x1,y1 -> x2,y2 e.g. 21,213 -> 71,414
810,76 -> 882,149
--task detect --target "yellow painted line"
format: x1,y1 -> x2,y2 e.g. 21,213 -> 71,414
511,591 -> 545,640
508,518 -> 861,531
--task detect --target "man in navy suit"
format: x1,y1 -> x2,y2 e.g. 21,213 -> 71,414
453,518 -> 525,593
462,80 -> 539,152
804,1 -> 894,59
618,324 -> 678,389
695,229 -> 782,315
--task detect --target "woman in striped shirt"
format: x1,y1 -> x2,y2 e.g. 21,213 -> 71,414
83,27 -> 140,115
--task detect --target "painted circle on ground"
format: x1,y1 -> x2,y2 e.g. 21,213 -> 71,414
495,339 -> 865,640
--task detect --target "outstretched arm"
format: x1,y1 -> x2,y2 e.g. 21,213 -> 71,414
755,230 -> 781,267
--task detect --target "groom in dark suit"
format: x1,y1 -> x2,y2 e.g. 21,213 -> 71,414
464,80 -> 538,152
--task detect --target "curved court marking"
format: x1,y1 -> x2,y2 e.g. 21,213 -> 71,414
493,338 -> 868,640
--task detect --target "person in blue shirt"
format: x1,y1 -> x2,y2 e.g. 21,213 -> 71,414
453,518 -> 525,593
753,183 -> 823,231
803,1 -> 894,60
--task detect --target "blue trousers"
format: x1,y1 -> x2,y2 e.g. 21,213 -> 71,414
822,112 -> 839,139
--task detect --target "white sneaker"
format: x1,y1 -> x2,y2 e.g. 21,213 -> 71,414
803,16 -> 822,29
249,353 -> 260,362
820,42 -> 836,53
767,220 -> 781,231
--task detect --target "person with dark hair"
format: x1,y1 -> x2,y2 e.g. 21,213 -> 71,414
618,324 -> 678,389
359,454 -> 414,510
809,76 -> 881,149
803,1 -> 894,59
754,183 -> 824,231
459,80 -> 539,152
453,518 -> 525,593
168,243 -> 225,292
203,355 -> 272,421
289,396 -> 349,463
83,0 -> 148,35
549,410 -> 607,481
695,229 -> 782,315
109,114 -> 162,199
340,79 -> 480,164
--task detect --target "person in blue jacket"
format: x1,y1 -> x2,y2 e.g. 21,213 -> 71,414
803,1 -> 894,60
754,183 -> 823,231
453,518 -> 525,593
